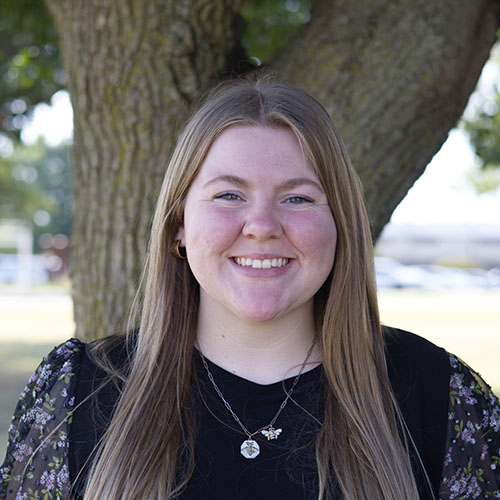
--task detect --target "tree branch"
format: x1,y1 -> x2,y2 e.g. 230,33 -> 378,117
272,0 -> 500,237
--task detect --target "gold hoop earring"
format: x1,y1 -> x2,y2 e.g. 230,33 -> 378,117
171,240 -> 187,259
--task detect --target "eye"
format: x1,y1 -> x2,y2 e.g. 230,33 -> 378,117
284,195 -> 313,205
215,192 -> 242,201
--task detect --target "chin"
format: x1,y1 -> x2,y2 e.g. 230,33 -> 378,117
234,303 -> 286,323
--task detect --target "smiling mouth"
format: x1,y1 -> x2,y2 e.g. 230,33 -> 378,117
233,257 -> 290,269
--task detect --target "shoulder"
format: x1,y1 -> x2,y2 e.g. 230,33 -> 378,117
0,335 -> 134,499
77,332 -> 135,385
447,353 -> 499,410
0,338 -> 85,499
32,337 -> 84,387
383,325 -> 450,369
383,325 -> 452,398
70,333 -> 133,411
383,326 -> 452,403
446,353 -> 500,434
381,327 -> 500,498
9,338 -> 85,429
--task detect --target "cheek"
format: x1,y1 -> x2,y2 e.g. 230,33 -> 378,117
184,205 -> 243,250
286,211 -> 337,258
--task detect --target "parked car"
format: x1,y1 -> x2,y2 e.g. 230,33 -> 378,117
374,257 -> 497,290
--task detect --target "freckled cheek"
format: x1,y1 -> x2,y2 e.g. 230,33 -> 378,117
184,207 -> 243,251
285,212 -> 337,256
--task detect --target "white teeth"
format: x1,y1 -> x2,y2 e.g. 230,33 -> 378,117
234,257 -> 289,268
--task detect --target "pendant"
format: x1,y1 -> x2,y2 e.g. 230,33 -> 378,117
240,439 -> 260,459
261,427 -> 282,440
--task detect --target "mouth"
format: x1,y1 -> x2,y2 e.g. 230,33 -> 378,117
233,257 -> 290,269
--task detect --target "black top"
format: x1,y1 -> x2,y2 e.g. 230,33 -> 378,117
69,327 -> 450,499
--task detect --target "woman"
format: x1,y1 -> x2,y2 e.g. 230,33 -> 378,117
1,78 -> 499,500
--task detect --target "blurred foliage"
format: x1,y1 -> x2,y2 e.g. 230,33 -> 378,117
0,0 -> 316,138
463,88 -> 500,193
463,45 -> 500,193
0,0 -> 64,140
464,89 -> 500,165
241,0 -> 316,64
0,139 -> 72,250
0,158 -> 51,218
465,165 -> 500,194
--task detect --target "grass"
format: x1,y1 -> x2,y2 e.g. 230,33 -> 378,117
378,289 -> 500,395
0,288 -> 499,458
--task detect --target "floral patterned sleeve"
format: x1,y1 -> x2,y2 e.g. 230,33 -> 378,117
0,339 -> 83,500
439,354 -> 500,499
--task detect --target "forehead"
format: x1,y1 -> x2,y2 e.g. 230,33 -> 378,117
193,125 -> 318,183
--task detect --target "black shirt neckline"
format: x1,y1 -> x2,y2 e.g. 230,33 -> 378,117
193,348 -> 324,397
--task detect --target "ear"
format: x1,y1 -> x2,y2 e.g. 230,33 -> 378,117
175,226 -> 185,247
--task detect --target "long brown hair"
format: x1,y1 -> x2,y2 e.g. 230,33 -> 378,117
83,78 -> 420,499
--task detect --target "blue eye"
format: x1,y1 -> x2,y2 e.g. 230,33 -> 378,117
285,196 -> 312,204
215,192 -> 241,201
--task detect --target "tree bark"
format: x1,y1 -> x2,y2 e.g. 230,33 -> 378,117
273,0 -> 499,236
45,0 -> 499,339
45,0 -> 244,339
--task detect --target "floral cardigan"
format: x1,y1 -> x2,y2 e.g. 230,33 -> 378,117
1,338 -> 499,500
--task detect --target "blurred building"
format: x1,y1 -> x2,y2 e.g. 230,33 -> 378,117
376,223 -> 500,268
0,220 -> 69,286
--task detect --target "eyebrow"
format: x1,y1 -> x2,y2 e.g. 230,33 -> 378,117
203,175 -> 324,192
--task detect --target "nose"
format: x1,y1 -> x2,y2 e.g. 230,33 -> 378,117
242,202 -> 283,241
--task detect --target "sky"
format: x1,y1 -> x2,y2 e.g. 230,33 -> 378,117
390,48 -> 500,226
20,55 -> 500,228
390,129 -> 500,225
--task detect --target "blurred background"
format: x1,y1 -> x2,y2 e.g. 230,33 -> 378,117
1,2 -> 499,456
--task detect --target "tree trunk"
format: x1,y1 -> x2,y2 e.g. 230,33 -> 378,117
45,0 -> 499,340
45,0 -> 244,340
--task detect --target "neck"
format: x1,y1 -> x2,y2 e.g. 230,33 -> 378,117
196,298 -> 321,384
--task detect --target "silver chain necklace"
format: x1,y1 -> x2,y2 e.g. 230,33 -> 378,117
199,339 -> 316,459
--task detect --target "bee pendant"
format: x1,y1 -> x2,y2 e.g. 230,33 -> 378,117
261,427 -> 282,440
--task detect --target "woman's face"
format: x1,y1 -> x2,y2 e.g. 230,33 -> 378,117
176,125 -> 337,323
